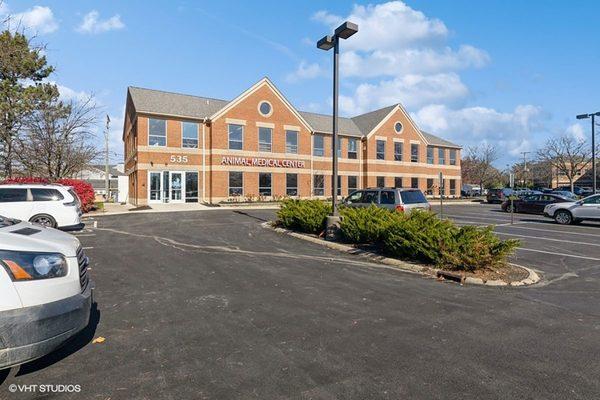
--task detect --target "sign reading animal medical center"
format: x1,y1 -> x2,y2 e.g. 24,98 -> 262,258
221,156 -> 306,169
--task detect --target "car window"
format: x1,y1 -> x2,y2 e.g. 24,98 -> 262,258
346,191 -> 363,204
540,195 -> 554,201
31,188 -> 64,201
0,215 -> 18,227
523,195 -> 538,201
380,191 -> 395,205
582,195 -> 600,205
0,188 -> 28,202
361,191 -> 379,204
400,190 -> 427,204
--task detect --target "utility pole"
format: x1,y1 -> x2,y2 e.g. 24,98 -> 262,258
104,115 -> 111,201
576,112 -> 600,194
520,151 -> 530,187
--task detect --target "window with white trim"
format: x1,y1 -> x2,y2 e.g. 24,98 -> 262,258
286,173 -> 298,196
348,176 -> 358,192
258,127 -> 272,152
438,148 -> 446,165
376,140 -> 385,160
259,173 -> 272,196
285,130 -> 298,154
182,122 -> 198,148
411,143 -> 419,163
394,142 -> 403,161
149,118 -> 166,147
228,124 -> 243,150
313,134 -> 324,156
449,149 -> 457,165
427,146 -> 434,164
229,172 -> 243,196
348,138 -> 358,159
313,174 -> 324,196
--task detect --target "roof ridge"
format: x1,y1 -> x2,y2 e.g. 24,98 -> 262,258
128,86 -> 229,103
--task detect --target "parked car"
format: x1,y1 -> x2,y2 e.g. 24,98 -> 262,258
344,188 -> 430,212
0,215 -> 92,370
501,194 -> 571,214
544,194 -> 600,224
486,188 -> 514,204
0,184 -> 83,230
555,186 -> 593,197
550,190 -> 578,200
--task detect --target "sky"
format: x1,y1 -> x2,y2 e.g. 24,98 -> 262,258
2,0 -> 599,166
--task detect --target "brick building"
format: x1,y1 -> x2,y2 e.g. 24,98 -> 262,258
122,78 -> 461,205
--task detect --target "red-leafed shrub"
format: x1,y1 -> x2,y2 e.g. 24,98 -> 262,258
1,177 -> 96,213
57,179 -> 95,212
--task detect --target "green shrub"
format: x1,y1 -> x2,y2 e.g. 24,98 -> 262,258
382,210 -> 519,271
339,206 -> 399,243
277,199 -> 331,234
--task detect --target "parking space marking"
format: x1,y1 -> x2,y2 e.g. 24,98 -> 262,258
516,247 -> 600,261
496,224 -> 600,238
83,246 -> 94,250
494,231 -> 600,247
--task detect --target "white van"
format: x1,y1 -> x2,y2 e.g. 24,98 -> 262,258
0,184 -> 83,230
0,215 -> 92,369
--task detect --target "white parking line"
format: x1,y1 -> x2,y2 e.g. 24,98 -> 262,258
494,231 -> 600,247
516,247 -> 600,261
496,224 -> 600,238
83,246 -> 94,250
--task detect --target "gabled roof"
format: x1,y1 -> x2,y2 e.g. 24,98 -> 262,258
351,104 -> 398,136
299,111 -> 363,137
420,131 -> 461,149
128,87 -> 228,120
125,82 -> 460,147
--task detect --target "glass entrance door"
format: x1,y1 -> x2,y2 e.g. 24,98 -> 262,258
149,172 -> 162,203
170,172 -> 184,202
185,172 -> 199,203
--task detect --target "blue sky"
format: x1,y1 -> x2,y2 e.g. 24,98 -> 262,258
3,0 -> 599,166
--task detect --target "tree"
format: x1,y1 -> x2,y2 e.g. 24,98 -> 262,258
536,135 -> 592,192
0,28 -> 56,178
461,144 -> 501,189
15,93 -> 99,179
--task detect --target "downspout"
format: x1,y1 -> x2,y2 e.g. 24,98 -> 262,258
202,120 -> 206,203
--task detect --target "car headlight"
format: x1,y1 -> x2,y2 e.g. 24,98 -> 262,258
0,250 -> 67,281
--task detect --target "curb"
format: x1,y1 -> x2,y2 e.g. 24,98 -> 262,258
262,222 -> 541,287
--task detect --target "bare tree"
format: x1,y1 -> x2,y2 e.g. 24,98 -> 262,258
16,94 -> 100,179
461,144 -> 501,190
536,135 -> 592,192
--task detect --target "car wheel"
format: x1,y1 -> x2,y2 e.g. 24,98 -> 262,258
554,210 -> 572,225
30,214 -> 57,228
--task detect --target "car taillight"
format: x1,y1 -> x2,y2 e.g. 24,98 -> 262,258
395,205 -> 405,212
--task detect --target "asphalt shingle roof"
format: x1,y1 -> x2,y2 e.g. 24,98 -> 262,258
127,86 -> 460,147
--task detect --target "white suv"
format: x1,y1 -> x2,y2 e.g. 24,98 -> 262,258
0,184 -> 83,230
544,194 -> 600,224
0,215 -> 92,369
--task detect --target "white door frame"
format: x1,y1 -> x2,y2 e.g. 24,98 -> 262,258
169,171 -> 185,203
148,171 -> 163,204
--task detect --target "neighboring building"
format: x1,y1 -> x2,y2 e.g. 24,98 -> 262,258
551,163 -> 594,188
74,164 -> 129,203
122,78 -> 461,205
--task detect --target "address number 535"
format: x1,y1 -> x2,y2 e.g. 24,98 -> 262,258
170,155 -> 188,163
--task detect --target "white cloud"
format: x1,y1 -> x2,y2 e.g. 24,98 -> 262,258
565,123 -> 586,142
340,73 -> 469,115
57,84 -> 92,103
8,5 -> 58,34
76,10 -> 124,34
414,104 -> 546,156
286,61 -> 327,83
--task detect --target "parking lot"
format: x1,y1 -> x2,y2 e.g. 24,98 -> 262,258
1,205 -> 599,399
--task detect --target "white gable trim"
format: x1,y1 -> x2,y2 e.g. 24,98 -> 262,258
209,77 -> 313,132
365,104 -> 429,144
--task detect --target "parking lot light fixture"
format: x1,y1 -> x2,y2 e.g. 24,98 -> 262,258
317,21 -> 358,240
575,112 -> 600,194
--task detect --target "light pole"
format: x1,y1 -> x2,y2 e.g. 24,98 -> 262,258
317,21 -> 358,240
576,111 -> 600,194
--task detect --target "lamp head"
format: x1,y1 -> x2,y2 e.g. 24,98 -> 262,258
335,21 -> 358,39
576,114 -> 590,120
317,35 -> 334,51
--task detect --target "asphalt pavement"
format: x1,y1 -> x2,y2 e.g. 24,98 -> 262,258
1,205 -> 599,399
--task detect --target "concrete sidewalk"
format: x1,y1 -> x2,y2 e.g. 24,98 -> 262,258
86,202 -> 280,217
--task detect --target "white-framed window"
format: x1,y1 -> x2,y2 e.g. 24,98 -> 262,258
258,101 -> 273,117
394,142 -> 403,161
228,124 -> 243,150
229,171 -> 243,196
313,134 -> 324,156
258,127 -> 272,152
427,146 -> 434,164
449,179 -> 456,195
438,148 -> 446,165
336,137 -> 342,158
411,143 -> 419,163
426,178 -> 434,195
411,177 -> 419,188
259,173 -> 272,196
394,177 -> 403,188
286,130 -> 298,154
376,176 -> 385,187
376,140 -> 385,160
286,173 -> 298,196
348,138 -> 358,159
449,149 -> 457,165
348,175 -> 358,192
313,174 -> 324,196
149,118 -> 166,146
182,122 -> 198,148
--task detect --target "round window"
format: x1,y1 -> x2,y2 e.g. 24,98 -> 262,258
394,122 -> 403,133
259,101 -> 272,117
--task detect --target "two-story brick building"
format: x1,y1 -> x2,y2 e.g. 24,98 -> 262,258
122,77 -> 461,205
